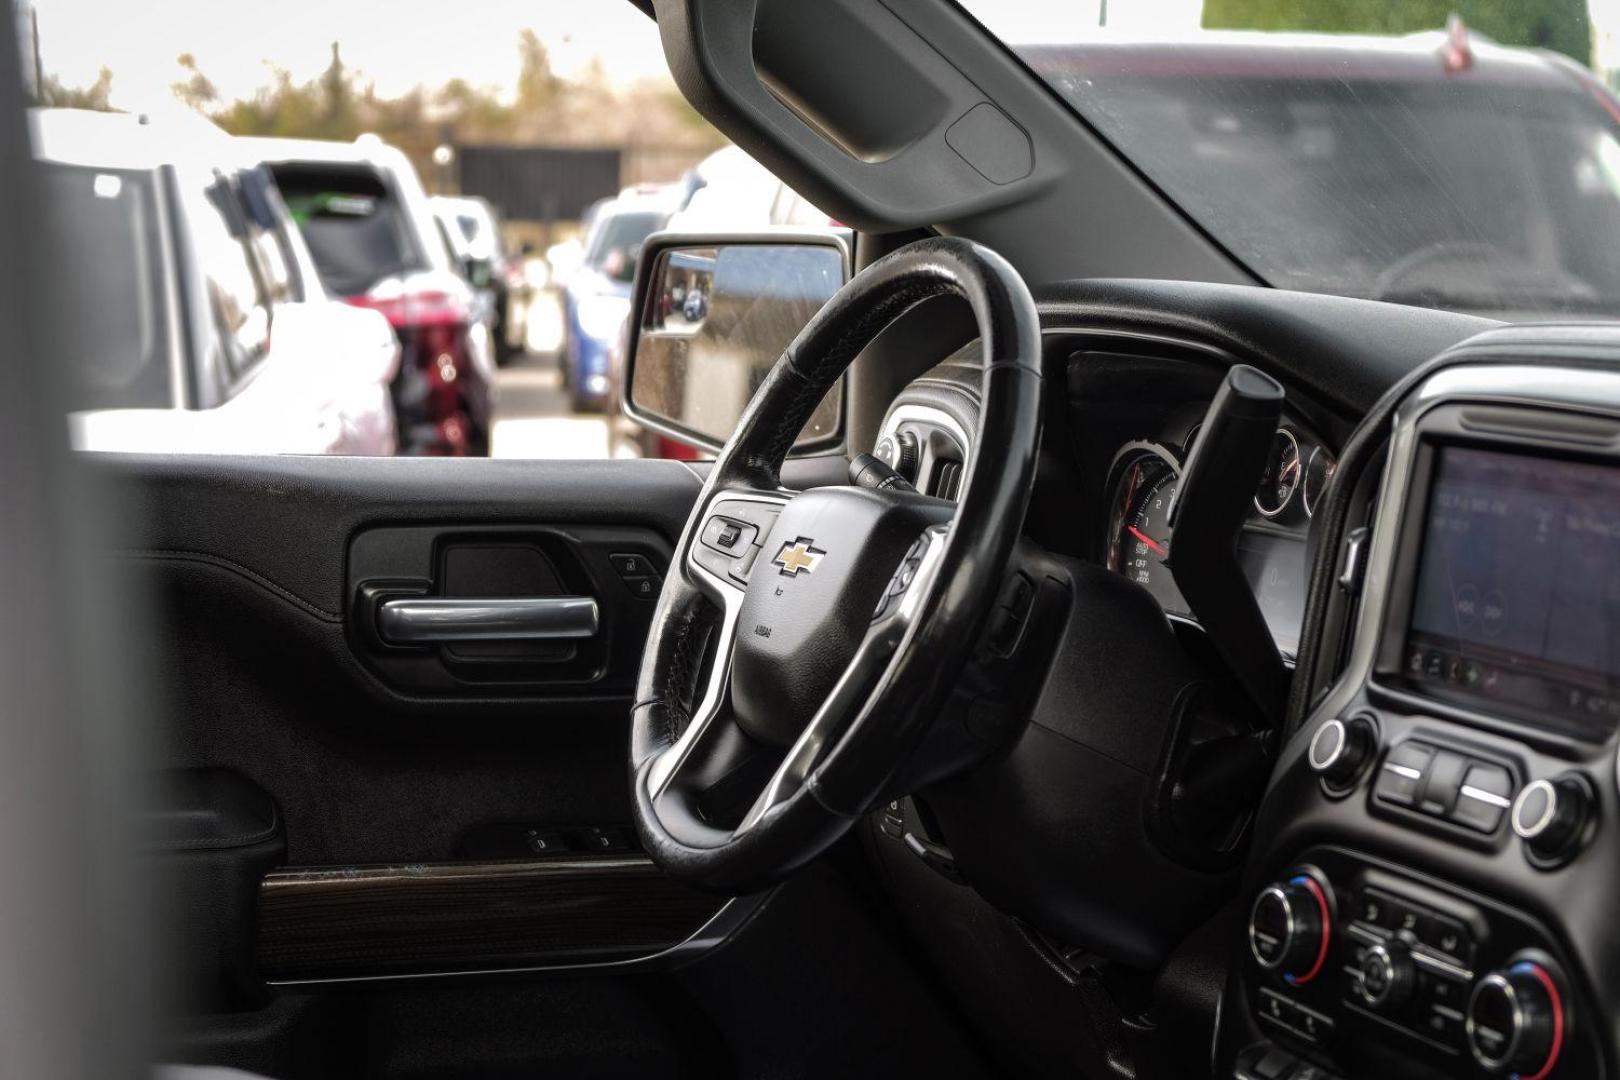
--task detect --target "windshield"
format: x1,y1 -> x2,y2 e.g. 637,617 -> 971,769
586,209 -> 666,283
961,3 -> 1620,320
272,164 -> 427,297
38,161 -> 173,409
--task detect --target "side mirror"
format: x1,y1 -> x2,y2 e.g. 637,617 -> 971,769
623,230 -> 851,454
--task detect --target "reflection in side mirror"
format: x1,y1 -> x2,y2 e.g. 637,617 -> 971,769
625,233 -> 849,453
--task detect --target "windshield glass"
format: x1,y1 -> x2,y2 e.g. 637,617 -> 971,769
586,209 -> 666,282
38,161 -> 172,409
960,2 -> 1620,321
272,164 -> 426,296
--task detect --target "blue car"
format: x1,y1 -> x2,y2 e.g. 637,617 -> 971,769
561,193 -> 673,412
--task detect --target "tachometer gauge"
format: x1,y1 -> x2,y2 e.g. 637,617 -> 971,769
1106,444 -> 1189,617
1254,428 -> 1302,518
1302,445 -> 1336,518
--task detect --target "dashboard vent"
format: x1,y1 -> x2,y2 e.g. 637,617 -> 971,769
931,459 -> 964,501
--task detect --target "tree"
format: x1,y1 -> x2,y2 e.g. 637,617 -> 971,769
167,31 -> 726,201
317,43 -> 355,139
515,30 -> 562,113
171,53 -> 217,112
34,65 -> 113,110
1202,0 -> 1593,67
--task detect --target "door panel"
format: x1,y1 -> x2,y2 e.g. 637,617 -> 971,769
108,454 -> 717,1002
105,450 -> 991,1077
102,455 -> 703,870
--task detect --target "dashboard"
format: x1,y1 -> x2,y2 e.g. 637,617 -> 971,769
1229,351 -> 1620,1080
876,345 -> 1339,659
865,311 -> 1620,1080
1101,415 -> 1332,658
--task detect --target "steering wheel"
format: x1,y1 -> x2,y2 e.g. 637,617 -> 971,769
629,237 -> 1042,894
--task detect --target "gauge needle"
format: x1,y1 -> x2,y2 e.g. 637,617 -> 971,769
1281,458 -> 1301,480
1128,525 -> 1167,556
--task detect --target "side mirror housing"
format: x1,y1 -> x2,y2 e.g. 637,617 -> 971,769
622,229 -> 851,455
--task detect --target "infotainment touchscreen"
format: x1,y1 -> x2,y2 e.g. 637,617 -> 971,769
1405,446 -> 1620,735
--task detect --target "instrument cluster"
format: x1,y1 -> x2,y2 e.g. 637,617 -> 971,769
1103,421 -> 1335,656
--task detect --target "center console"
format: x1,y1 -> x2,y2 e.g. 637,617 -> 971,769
1222,347 -> 1620,1080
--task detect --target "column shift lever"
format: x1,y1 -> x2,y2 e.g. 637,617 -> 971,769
1167,364 -> 1290,725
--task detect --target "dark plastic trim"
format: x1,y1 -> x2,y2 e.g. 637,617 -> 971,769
647,0 -> 1254,287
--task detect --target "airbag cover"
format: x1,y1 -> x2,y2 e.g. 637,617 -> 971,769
730,486 -> 941,747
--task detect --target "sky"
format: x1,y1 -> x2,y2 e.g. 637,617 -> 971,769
26,0 -> 1620,113
29,0 -> 675,110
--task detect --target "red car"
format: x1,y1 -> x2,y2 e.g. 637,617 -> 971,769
242,135 -> 496,455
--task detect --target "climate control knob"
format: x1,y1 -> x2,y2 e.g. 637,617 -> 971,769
1357,940 -> 1416,1011
1247,873 -> 1332,984
1466,961 -> 1565,1076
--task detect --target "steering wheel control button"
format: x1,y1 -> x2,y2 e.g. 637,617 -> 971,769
1466,961 -> 1564,1077
874,540 -> 932,624
700,515 -> 756,554
1357,941 -> 1416,1011
694,500 -> 785,585
1309,715 -> 1375,791
1374,741 -> 1435,808
1511,775 -> 1592,864
726,544 -> 762,585
1248,873 -> 1332,984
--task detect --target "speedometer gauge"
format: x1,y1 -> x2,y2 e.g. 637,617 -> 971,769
1302,445 -> 1336,518
1105,444 -> 1189,617
1254,428 -> 1301,518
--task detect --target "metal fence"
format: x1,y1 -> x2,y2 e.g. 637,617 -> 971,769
456,145 -> 621,223
457,142 -> 718,223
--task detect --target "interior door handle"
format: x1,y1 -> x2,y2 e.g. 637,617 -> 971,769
376,597 -> 600,644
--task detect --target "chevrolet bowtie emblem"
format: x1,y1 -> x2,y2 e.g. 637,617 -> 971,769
771,537 -> 826,577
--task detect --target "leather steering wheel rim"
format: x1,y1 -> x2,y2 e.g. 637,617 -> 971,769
629,236 -> 1042,894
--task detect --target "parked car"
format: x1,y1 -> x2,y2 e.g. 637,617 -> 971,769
560,185 -> 679,412
242,135 -> 495,455
431,194 -> 530,364
666,144 -> 834,231
1018,25 -> 1620,319
34,108 -> 399,455
29,3 -> 1620,1080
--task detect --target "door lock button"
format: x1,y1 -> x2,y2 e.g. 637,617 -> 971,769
610,552 -> 659,578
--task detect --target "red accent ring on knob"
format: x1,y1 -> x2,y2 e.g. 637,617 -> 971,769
1285,874 -> 1331,986
1517,961 -> 1564,1080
